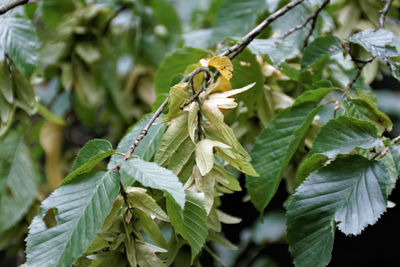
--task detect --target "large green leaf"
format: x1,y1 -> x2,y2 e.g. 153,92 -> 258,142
108,114 -> 166,169
120,158 -> 185,208
0,130 -> 40,233
296,116 -> 383,183
26,171 -> 120,267
231,49 -> 264,116
166,190 -> 208,262
246,88 -> 332,212
348,29 -> 397,59
63,139 -> 115,185
153,47 -> 207,108
308,116 -> 382,158
210,0 -> 266,43
270,1 -> 322,50
287,156 -> 390,267
247,39 -> 299,66
0,15 -> 38,76
301,36 -> 342,68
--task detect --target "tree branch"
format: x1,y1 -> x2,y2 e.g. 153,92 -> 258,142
0,0 -> 29,15
103,3 -> 133,35
302,0 -> 330,48
123,0 -> 309,158
124,95 -> 170,159
281,0 -> 330,43
347,56 -> 375,89
220,0 -> 306,59
371,135 -> 400,160
379,0 -> 393,28
334,55 -> 375,117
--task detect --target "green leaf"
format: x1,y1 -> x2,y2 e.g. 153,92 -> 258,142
210,0 -> 266,43
246,88 -> 332,212
248,39 -> 299,66
26,171 -> 120,267
390,141 -> 400,174
348,29 -> 397,59
0,92 -> 12,124
308,116 -> 382,158
63,139 -> 115,185
12,63 -> 37,114
0,15 -> 38,76
207,231 -> 238,250
0,130 -> 40,233
134,209 -> 168,249
126,187 -> 169,222
0,60 -> 13,103
231,49 -> 264,116
120,158 -> 185,208
153,47 -> 207,109
215,147 -> 258,177
150,0 -> 181,36
295,153 -> 328,186
342,97 -> 392,134
166,191 -> 208,262
287,156 -> 390,267
271,1 -> 322,50
168,137 -> 196,175
135,240 -> 167,267
108,114 -> 167,169
155,113 -> 189,166
302,36 -> 342,68
212,165 -> 241,192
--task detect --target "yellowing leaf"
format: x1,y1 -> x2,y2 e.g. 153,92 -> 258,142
209,82 -> 256,99
208,56 -> 233,80
39,122 -> 63,190
187,102 -> 199,143
195,139 -> 230,176
206,77 -> 232,94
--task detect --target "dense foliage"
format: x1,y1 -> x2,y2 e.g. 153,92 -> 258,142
0,0 -> 400,266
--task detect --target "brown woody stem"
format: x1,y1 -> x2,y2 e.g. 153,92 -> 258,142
0,0 -> 29,15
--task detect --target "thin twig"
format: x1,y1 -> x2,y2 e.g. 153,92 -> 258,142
281,0 -> 330,40
379,0 -> 393,28
333,55 -> 375,117
220,0 -> 306,59
119,180 -> 136,217
0,0 -> 29,15
302,0 -> 330,49
124,95 -> 170,159
371,135 -> 400,160
347,56 -> 375,89
189,67 -> 211,94
103,3 -> 132,35
392,135 -> 400,145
